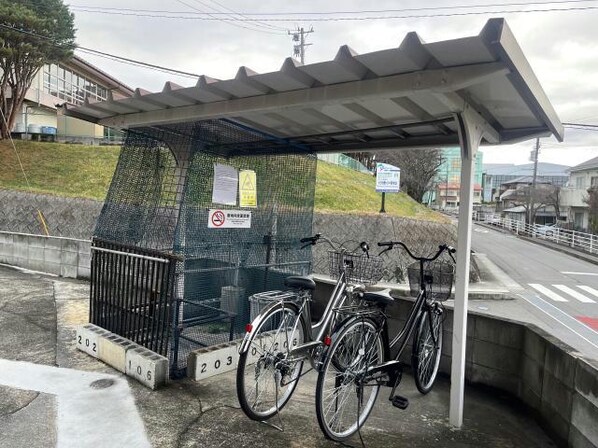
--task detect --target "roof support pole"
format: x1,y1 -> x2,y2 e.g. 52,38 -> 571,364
450,109 -> 484,427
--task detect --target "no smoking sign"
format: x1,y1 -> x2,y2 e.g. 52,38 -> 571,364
211,210 -> 225,227
208,209 -> 252,229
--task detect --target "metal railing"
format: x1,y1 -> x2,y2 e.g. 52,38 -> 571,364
476,212 -> 598,255
90,238 -> 179,356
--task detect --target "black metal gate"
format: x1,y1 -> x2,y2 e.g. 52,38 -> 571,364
90,238 -> 179,356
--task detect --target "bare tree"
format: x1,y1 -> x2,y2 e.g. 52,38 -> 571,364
351,152 -> 376,171
505,184 -> 553,224
546,185 -> 562,222
372,148 -> 443,202
584,186 -> 598,234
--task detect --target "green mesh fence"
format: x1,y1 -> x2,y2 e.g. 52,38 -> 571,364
92,119 -> 316,374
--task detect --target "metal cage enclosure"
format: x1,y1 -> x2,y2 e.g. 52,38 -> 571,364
90,119 -> 316,375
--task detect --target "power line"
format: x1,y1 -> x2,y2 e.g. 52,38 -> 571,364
68,2 -> 598,21
173,0 -> 286,34
563,122 -> 598,128
199,0 -> 287,31
69,0 -> 598,16
0,23 -> 200,79
75,48 -> 199,78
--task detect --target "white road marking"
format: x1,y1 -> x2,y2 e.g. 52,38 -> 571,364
0,359 -> 150,448
528,283 -> 568,302
553,284 -> 596,303
561,272 -> 598,276
578,285 -> 598,299
517,294 -> 598,349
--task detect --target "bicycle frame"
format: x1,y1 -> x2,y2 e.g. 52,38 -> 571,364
363,253 -> 448,380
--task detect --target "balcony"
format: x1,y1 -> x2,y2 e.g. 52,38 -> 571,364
560,188 -> 588,208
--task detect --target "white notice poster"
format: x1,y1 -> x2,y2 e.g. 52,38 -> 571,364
212,163 -> 238,205
375,163 -> 401,193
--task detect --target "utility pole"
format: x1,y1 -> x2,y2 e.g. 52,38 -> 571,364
528,138 -> 540,225
445,161 -> 449,209
289,27 -> 314,64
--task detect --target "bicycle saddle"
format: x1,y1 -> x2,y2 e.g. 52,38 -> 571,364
361,289 -> 394,306
284,276 -> 316,290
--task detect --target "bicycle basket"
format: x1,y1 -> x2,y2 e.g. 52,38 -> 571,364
407,261 -> 454,301
328,251 -> 384,284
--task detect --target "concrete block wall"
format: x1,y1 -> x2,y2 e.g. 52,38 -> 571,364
0,231 -> 91,279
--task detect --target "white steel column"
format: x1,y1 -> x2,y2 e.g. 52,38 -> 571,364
449,110 -> 484,427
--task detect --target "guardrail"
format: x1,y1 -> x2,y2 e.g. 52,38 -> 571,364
476,212 -> 598,255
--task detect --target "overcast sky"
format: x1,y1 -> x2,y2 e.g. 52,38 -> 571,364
67,0 -> 598,167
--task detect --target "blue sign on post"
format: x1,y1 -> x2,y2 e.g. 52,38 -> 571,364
375,163 -> 401,193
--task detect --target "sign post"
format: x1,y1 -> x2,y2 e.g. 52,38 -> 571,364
375,163 -> 400,213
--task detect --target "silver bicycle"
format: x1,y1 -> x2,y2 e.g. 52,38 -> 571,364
236,233 -> 384,421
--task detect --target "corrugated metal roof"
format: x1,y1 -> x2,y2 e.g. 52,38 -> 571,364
63,18 -> 564,152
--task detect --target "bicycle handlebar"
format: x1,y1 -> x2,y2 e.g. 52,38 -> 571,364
300,233 -> 321,244
299,233 -> 337,250
377,241 -> 455,262
300,234 -> 371,254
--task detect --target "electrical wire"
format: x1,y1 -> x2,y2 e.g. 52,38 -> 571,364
562,122 -> 598,133
69,0 -> 598,16
68,2 -> 598,21
0,23 -> 200,79
563,122 -> 598,128
199,0 -> 287,31
75,47 -> 199,78
173,0 -> 286,34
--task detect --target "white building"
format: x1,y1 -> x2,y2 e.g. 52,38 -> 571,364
560,156 -> 598,231
12,56 -> 133,144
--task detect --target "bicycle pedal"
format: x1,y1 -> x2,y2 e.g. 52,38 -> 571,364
390,395 -> 409,410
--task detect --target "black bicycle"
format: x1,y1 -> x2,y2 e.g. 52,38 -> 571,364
314,241 -> 455,441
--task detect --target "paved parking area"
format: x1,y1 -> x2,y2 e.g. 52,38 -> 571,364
0,265 -> 557,447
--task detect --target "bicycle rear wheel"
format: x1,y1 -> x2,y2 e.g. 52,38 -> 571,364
236,303 -> 306,420
315,317 -> 383,441
412,307 -> 443,394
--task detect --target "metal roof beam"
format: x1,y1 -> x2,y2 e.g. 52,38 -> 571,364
434,91 -> 501,144
99,62 -> 509,129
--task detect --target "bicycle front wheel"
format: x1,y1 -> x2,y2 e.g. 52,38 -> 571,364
236,303 -> 307,421
412,307 -> 443,394
315,317 -> 383,442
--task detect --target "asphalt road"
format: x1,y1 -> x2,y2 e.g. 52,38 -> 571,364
471,223 -> 598,352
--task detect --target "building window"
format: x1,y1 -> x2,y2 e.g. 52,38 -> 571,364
576,176 -> 585,189
591,176 -> 598,187
42,63 -> 109,106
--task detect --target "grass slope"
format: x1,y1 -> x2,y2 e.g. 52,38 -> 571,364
315,162 -> 445,221
1,140 -> 119,200
0,141 -> 446,221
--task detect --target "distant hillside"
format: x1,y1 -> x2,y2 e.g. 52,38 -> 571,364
0,140 -> 447,222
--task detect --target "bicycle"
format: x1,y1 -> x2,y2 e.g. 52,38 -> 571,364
236,233 -> 384,422
314,241 -> 455,441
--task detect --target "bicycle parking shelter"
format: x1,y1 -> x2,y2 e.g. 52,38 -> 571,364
64,18 -> 563,427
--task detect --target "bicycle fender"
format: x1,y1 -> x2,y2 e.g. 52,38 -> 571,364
238,301 -> 301,355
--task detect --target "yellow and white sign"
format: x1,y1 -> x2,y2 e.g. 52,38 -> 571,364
239,170 -> 257,208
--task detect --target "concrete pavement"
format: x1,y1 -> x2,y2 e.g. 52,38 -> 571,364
0,264 -> 559,448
